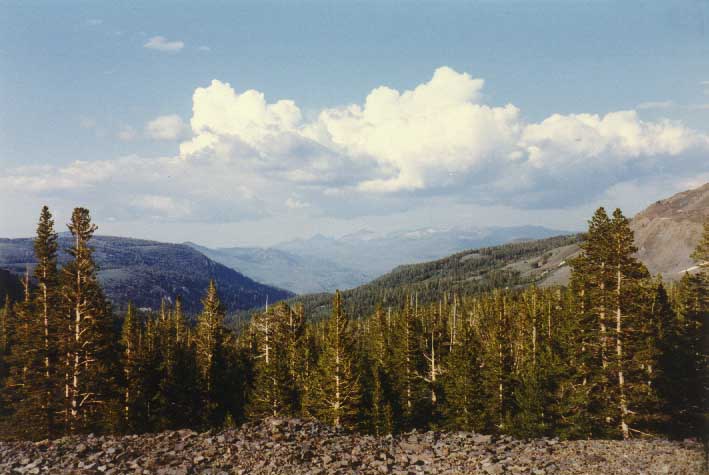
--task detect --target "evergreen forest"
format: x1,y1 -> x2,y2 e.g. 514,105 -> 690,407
0,205 -> 706,443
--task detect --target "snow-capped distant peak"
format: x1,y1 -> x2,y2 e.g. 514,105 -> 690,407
340,229 -> 379,241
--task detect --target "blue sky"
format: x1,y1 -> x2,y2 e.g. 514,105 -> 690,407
1,1 -> 708,246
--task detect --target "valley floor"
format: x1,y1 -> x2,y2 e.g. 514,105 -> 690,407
0,418 -> 705,475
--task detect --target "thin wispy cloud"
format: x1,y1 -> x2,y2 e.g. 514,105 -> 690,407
145,114 -> 186,140
79,117 -> 97,129
144,36 -> 184,53
117,126 -> 138,142
637,101 -> 675,110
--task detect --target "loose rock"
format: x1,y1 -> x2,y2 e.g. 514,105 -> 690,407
0,418 -> 704,474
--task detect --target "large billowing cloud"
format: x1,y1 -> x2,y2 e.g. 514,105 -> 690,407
3,67 -> 708,223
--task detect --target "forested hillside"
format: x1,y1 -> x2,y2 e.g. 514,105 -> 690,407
285,234 -> 581,320
0,235 -> 292,313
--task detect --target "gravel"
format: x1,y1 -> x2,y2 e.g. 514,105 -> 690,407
0,418 -> 705,474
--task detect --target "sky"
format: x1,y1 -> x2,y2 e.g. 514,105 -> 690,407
1,0 -> 708,247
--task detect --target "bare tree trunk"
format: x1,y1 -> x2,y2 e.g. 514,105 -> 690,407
616,268 -> 629,439
124,345 -> 130,424
334,310 -> 341,427
41,271 -> 52,435
405,318 -> 412,413
600,262 -> 607,369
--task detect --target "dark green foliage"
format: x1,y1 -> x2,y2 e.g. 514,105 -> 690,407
61,207 -> 120,434
0,270 -> 23,305
246,302 -> 301,418
1,208 -> 64,439
1,206 -> 706,443
441,322 -> 484,431
311,291 -> 360,428
657,221 -> 708,440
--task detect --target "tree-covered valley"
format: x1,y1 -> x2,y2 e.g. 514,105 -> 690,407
0,198 -> 707,444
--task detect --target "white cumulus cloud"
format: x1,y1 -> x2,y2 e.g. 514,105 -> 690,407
176,67 -> 707,207
4,67 -> 708,225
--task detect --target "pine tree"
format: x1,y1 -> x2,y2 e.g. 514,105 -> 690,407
607,208 -> 653,439
312,291 -> 360,428
568,207 -> 615,434
0,295 -> 10,383
421,303 -> 445,414
442,319 -> 484,431
660,221 -> 709,438
390,298 -> 421,428
156,297 -> 201,429
511,288 -> 556,438
60,207 -> 117,433
552,285 -> 598,438
120,304 -> 142,432
0,295 -> 13,430
361,306 -> 394,435
247,302 -> 298,418
477,290 -> 514,433
3,273 -> 37,439
2,208 -> 63,439
194,280 -> 227,426
32,206 -> 61,438
295,325 -> 319,418
689,220 -> 709,440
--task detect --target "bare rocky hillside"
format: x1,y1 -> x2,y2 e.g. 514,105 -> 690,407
632,182 -> 709,278
539,183 -> 709,285
0,418 -> 704,475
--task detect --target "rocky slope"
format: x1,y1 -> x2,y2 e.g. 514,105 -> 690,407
0,418 -> 704,475
538,182 -> 709,285
632,182 -> 709,278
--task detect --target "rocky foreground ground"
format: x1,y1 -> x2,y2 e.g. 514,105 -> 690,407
0,418 -> 705,475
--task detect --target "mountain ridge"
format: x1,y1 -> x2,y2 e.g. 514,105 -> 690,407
0,235 -> 292,314
283,183 -> 708,319
189,225 -> 569,294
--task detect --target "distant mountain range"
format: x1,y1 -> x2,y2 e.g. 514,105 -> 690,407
191,225 -> 569,294
2,184 -> 704,315
286,234 -> 582,320
0,236 -> 292,314
186,243 -> 369,296
281,183 -> 709,319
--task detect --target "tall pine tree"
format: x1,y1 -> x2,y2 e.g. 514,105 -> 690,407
60,207 -> 117,433
194,280 -> 227,427
312,291 -> 360,428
